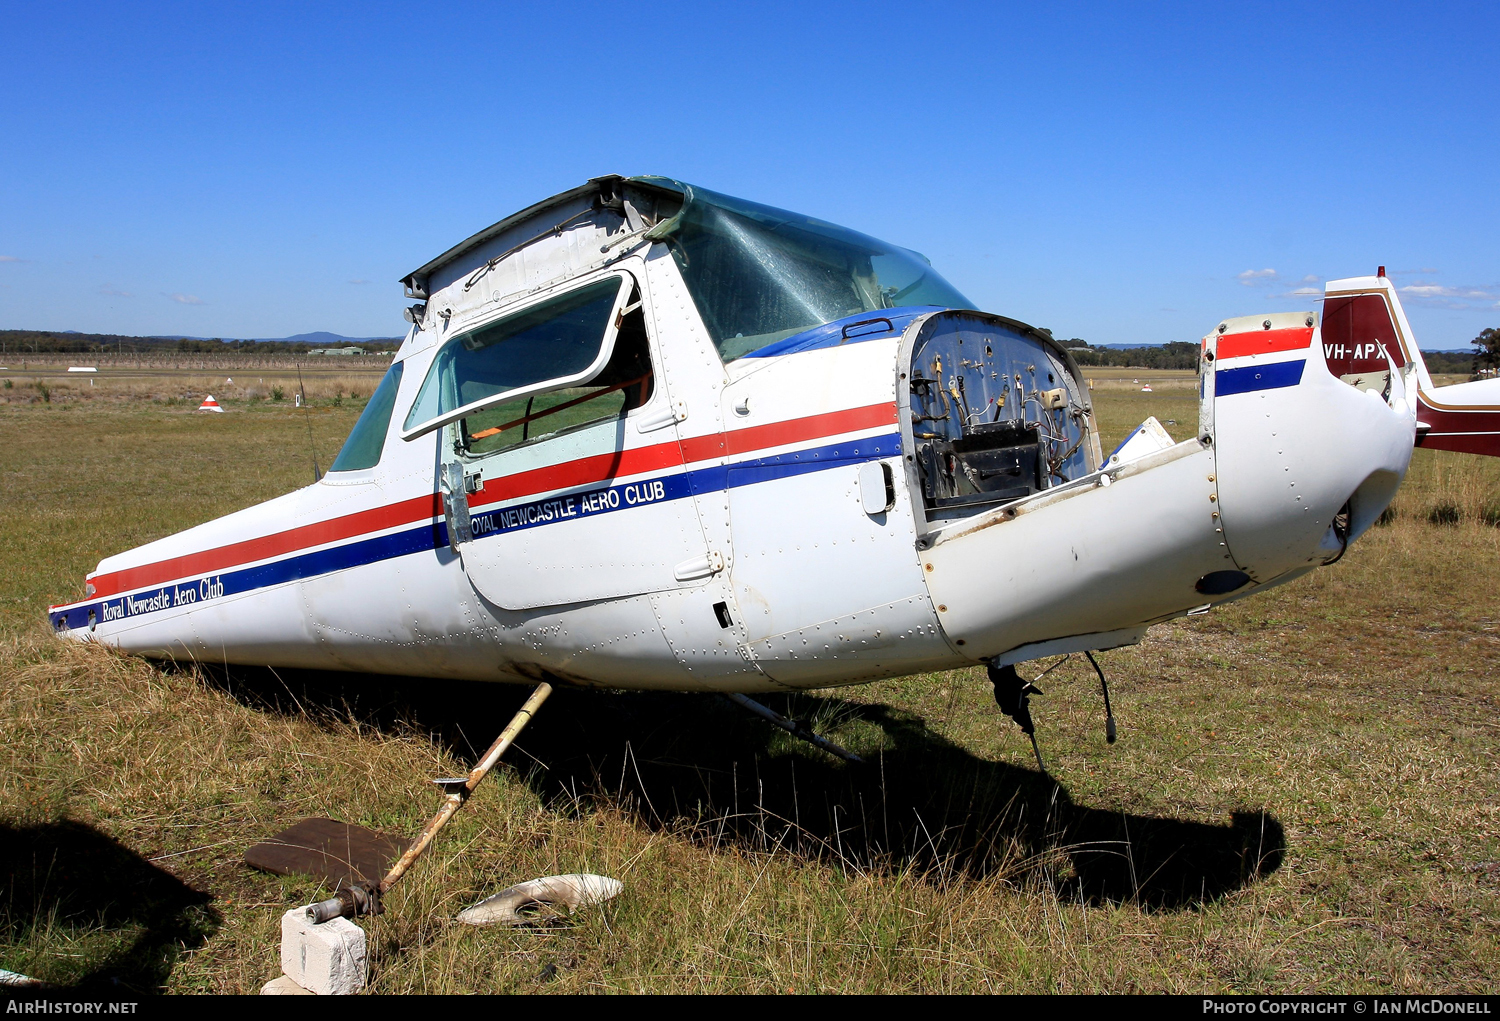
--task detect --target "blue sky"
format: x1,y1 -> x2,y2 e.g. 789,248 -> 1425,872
1,1 -> 1495,349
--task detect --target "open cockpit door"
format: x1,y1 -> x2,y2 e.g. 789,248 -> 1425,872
411,262 -> 713,611
401,273 -> 635,442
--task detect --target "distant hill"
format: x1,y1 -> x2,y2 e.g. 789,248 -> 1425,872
269,331 -> 394,345
1,327 -> 1484,375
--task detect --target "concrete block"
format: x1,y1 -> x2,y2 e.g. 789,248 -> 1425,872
280,907 -> 367,995
260,975 -> 314,995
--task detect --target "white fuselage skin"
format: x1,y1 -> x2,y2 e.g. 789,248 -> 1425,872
50,211 -> 1420,694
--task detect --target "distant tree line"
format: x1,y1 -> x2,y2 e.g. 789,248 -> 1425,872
0,330 -> 400,355
1056,335 -> 1496,376
5,325 -> 1493,373
1422,347 -> 1483,376
1061,340 -> 1202,370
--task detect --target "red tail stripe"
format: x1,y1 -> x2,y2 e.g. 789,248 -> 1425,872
85,402 -> 898,600
88,493 -> 443,600
1217,327 -> 1314,360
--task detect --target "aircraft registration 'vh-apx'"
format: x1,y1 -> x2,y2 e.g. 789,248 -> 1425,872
48,175 -> 1500,768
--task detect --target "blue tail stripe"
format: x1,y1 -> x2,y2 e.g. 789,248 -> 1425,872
1216,359 -> 1306,396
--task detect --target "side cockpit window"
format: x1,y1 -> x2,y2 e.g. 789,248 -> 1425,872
328,360 -> 405,473
461,295 -> 654,456
400,273 -> 634,442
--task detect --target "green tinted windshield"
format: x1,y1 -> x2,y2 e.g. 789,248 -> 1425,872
329,360 -> 403,472
638,179 -> 972,362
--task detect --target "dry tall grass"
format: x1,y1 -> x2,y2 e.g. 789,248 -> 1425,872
1391,450 -> 1500,526
1,382 -> 1495,993
0,370 -> 387,408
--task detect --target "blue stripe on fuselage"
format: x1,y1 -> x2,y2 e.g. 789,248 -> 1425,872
1216,359 -> 1305,396
51,522 -> 446,634
741,307 -> 941,358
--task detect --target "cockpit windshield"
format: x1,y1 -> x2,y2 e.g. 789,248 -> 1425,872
636,179 -> 973,363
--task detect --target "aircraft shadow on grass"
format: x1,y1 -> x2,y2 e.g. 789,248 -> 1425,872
205,666 -> 1285,911
0,819 -> 218,993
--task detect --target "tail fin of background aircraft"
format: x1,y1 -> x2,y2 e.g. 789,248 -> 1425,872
1322,269 -> 1500,457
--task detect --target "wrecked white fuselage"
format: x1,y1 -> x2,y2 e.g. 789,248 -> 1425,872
49,176 -> 1416,692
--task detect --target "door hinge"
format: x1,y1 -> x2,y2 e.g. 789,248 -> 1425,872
441,463 -> 473,552
637,399 -> 688,434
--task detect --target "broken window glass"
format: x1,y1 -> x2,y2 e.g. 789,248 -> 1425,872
637,179 -> 972,362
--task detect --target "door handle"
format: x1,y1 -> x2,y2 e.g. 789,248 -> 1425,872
673,550 -> 724,582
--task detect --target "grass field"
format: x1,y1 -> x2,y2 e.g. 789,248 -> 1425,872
1,363 -> 1496,994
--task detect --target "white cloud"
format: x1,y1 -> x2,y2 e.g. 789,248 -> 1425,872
1301,275 -> 1320,284
1270,281 -> 1324,298
1401,284 -> 1493,299
99,284 -> 133,297
347,278 -> 370,285
165,292 -> 204,305
0,255 -> 21,263
1238,268 -> 1278,285
1398,281 -> 1499,310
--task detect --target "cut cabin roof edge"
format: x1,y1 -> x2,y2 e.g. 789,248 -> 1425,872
400,175 -> 687,299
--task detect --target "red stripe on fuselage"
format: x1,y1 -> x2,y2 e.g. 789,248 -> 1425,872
1216,327 -> 1314,360
680,402 -> 899,462
469,403 -> 897,506
86,493 -> 445,601
470,443 -> 684,508
77,402 -> 899,602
